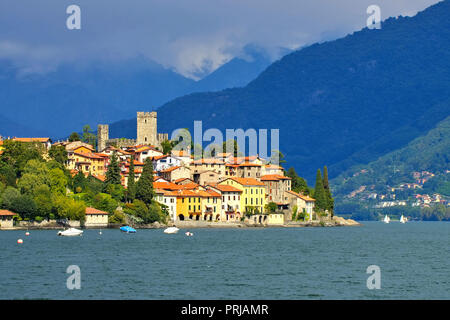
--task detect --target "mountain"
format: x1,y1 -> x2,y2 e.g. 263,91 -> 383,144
0,45 -> 278,139
193,44 -> 286,92
331,115 -> 450,220
109,0 -> 450,182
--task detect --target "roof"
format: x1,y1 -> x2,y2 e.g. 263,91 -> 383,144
0,209 -> 16,216
171,150 -> 190,157
159,165 -> 181,173
85,207 -> 108,215
152,154 -> 170,161
265,164 -> 284,170
192,158 -> 225,165
92,175 -> 106,182
260,174 -> 291,181
227,177 -> 265,186
209,184 -> 242,193
73,152 -> 104,160
286,190 -> 316,201
12,138 -> 51,143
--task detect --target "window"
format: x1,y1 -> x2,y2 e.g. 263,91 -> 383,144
189,205 -> 191,211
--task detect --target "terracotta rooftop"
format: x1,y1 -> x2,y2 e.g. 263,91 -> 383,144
261,174 -> 291,181
85,207 -> 108,215
0,209 -> 16,216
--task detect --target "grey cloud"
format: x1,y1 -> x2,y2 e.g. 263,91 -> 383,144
0,0 -> 441,78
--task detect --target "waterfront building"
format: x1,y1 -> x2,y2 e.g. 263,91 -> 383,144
219,177 -> 266,214
84,207 -> 109,228
0,210 -> 15,229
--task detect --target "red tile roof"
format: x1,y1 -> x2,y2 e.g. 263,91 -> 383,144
261,174 -> 291,181
0,209 -> 16,216
85,207 -> 108,215
227,177 -> 265,186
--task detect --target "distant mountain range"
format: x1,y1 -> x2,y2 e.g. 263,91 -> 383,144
109,0 -> 450,182
0,44 -> 278,138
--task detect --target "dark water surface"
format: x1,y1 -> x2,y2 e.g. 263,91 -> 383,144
0,222 -> 448,299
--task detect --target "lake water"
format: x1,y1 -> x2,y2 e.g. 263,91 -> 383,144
0,222 -> 448,300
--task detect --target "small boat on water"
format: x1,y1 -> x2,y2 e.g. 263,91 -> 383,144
400,215 -> 407,223
58,228 -> 83,237
164,227 -> 179,234
383,215 -> 390,224
120,226 -> 136,233
185,232 -> 194,237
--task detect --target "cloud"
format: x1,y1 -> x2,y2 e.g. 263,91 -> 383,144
0,0 -> 441,79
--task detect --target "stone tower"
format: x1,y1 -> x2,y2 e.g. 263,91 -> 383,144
137,111 -> 157,146
97,124 -> 109,152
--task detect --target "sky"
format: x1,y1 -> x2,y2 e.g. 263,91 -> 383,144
0,0 -> 442,79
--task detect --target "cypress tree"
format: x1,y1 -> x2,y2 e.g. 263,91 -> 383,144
127,155 -> 136,202
104,151 -> 121,190
136,158 -> 155,206
313,169 -> 327,211
323,166 -> 334,216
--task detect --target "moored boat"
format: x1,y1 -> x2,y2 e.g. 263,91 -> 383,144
164,227 -> 179,234
57,228 -> 83,237
120,226 -> 136,233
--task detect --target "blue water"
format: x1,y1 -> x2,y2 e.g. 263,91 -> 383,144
0,222 -> 448,299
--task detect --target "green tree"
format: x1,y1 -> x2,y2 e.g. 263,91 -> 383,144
135,158 -> 155,205
82,125 -> 96,148
73,171 -> 87,193
104,151 -> 121,189
265,202 -> 278,213
1,187 -> 20,210
17,160 -> 50,195
34,185 -> 53,218
313,169 -> 327,212
68,132 -> 81,142
48,145 -> 68,164
0,140 -> 43,177
127,155 -> 136,202
49,168 -> 68,195
323,166 -> 334,217
286,167 -> 309,194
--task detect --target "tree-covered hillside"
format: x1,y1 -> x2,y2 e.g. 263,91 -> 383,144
110,0 -> 450,182
332,115 -> 450,221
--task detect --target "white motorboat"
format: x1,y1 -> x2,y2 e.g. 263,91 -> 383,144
57,228 -> 83,237
164,227 -> 179,234
383,215 -> 390,224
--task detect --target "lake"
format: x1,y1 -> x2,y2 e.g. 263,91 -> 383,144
0,222 -> 448,299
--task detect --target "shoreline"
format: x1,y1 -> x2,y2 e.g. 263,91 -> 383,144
0,216 -> 361,230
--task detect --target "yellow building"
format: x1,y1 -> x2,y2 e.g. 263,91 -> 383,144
219,177 -> 266,214
199,189 -> 221,221
176,190 -> 203,221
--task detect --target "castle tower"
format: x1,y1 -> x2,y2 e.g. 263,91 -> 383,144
137,111 -> 157,146
97,124 -> 109,152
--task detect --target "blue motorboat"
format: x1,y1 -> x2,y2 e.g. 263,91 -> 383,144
120,226 -> 136,233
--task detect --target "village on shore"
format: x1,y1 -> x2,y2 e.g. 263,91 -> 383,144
0,112 -> 359,230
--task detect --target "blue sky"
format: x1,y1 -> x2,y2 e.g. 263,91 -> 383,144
0,0 -> 441,79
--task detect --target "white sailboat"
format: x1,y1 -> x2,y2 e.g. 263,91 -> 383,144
383,215 -> 390,224
400,215 -> 407,223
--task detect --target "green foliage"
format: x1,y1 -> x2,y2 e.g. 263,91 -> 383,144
53,196 -> 86,222
73,171 -> 87,193
104,151 -> 121,188
109,210 -> 126,224
135,158 -> 155,205
68,132 -> 81,142
127,156 -> 136,202
82,125 -> 96,149
265,202 -> 278,213
323,166 -> 334,216
313,169 -> 327,211
48,145 -> 68,164
0,140 -> 43,177
286,167 -> 309,194
124,199 -> 164,224
92,193 -> 118,214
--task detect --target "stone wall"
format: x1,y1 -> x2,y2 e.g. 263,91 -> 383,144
137,111 -> 157,146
